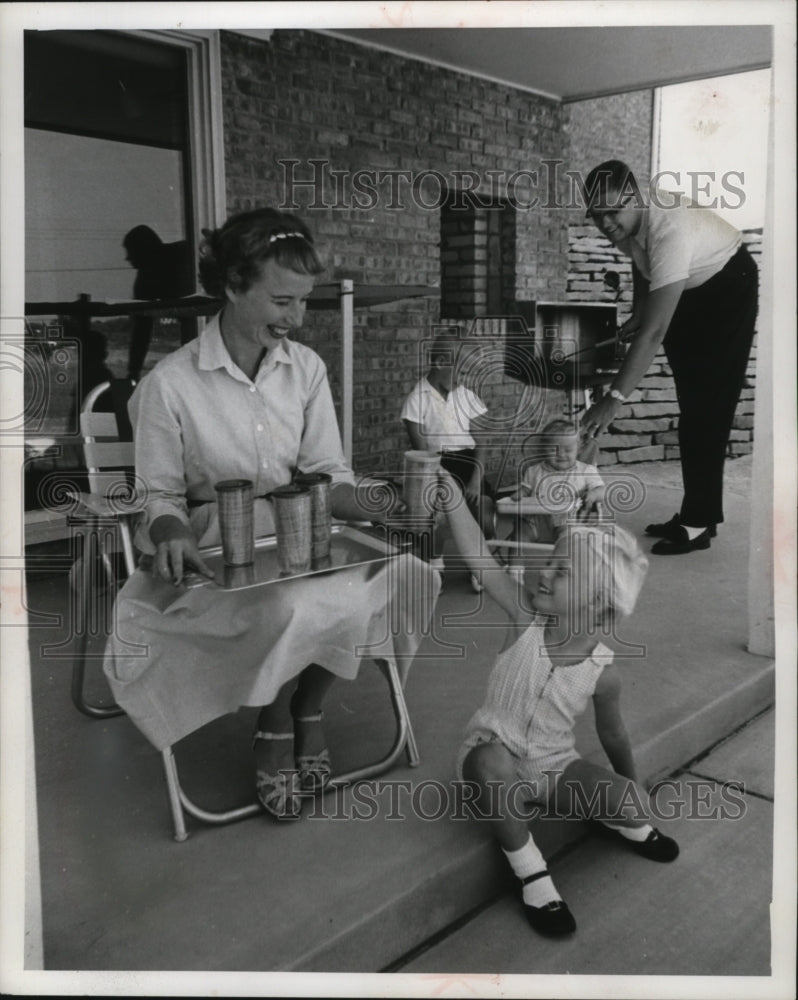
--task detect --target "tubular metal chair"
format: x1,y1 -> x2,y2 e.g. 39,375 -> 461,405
69,379 -> 139,718
69,384 -> 421,840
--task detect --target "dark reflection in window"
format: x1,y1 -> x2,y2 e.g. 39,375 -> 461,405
25,29 -> 188,149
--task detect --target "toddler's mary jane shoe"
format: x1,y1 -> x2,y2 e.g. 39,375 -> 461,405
524,899 -> 577,937
521,871 -> 576,937
631,827 -> 680,862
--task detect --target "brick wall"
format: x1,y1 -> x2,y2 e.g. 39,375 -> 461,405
221,30 -> 567,471
562,90 -> 654,224
566,227 -> 762,464
220,29 -> 570,478
217,36 -> 758,484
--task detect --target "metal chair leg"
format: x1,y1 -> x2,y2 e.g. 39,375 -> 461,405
159,657 -> 421,840
161,748 -> 190,842
69,525 -> 124,719
385,656 -> 420,766
330,657 -> 419,786
160,746 -> 262,841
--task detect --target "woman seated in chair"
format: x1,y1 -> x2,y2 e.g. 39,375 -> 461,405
105,208 -> 432,821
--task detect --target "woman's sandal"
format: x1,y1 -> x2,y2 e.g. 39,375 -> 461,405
252,730 -> 302,821
293,711 -> 332,793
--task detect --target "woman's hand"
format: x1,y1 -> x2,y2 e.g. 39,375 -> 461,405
581,393 -> 623,439
150,515 -> 215,586
154,537 -> 215,586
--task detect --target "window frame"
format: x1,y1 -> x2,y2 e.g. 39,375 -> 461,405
126,29 -> 226,253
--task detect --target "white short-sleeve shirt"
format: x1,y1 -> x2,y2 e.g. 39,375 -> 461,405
620,191 -> 742,292
400,378 -> 487,452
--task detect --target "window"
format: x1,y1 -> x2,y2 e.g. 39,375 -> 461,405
22,28 -> 223,449
440,193 -> 516,319
25,30 -> 195,302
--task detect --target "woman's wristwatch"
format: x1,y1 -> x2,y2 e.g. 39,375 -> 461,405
607,388 -> 627,403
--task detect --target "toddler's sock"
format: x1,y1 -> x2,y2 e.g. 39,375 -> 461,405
503,835 -> 562,908
600,820 -> 653,842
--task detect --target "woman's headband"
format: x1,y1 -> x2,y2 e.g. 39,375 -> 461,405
269,230 -> 307,244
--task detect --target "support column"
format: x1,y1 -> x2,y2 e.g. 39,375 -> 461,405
746,70 -> 776,657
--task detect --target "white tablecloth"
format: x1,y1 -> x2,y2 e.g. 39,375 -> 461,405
103,551 -> 439,750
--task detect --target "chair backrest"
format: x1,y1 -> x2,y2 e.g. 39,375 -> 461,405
80,380 -> 136,496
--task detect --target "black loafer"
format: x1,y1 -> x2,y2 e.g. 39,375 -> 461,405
646,515 -> 716,540
644,513 -> 682,538
631,828 -> 680,862
651,526 -> 712,555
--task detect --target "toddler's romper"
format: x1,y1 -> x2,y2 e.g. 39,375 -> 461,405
457,619 -> 613,803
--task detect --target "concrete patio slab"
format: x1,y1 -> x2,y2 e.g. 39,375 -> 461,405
400,746 -> 773,975
23,464 -> 775,973
681,708 -> 775,799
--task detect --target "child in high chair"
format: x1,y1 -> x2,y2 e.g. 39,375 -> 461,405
440,472 -> 679,937
497,418 -> 605,546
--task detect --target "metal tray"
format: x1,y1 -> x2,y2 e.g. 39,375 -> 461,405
183,524 -> 401,592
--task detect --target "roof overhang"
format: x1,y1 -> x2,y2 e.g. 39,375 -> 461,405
318,26 -> 772,102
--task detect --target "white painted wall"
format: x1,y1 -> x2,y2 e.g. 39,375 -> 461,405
655,69 -> 770,229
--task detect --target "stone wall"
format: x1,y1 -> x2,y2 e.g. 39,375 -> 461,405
566,226 -> 762,464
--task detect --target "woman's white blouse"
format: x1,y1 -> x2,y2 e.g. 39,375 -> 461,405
129,314 -> 354,550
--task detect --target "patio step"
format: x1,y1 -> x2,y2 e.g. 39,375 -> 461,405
288,658 -> 773,972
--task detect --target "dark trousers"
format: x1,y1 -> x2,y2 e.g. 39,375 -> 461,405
440,449 -> 494,535
663,245 -> 758,528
